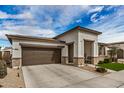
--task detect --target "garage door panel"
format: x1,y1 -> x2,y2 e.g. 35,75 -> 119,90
22,47 -> 61,66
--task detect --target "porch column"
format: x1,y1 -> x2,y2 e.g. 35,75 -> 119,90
105,46 -> 108,56
61,45 -> 68,64
78,39 -> 84,66
92,40 -> 99,64
73,38 -> 84,67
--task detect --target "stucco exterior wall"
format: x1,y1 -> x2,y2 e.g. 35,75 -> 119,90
56,30 -> 99,58
10,28 -> 100,67
79,31 -> 98,57
98,56 -> 107,61
12,39 -> 65,59
56,30 -> 78,57
107,43 -> 124,59
56,30 -> 99,65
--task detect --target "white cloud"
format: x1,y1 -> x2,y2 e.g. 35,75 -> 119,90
88,6 -> 104,14
57,6 -> 91,26
1,5 -> 124,45
0,11 -> 11,19
90,13 -> 106,23
76,19 -> 82,23
0,10 -> 33,19
14,12 -> 33,19
29,5 -> 91,27
0,7 -> 57,40
88,7 -> 124,43
90,13 -> 98,22
0,24 -> 57,40
106,5 -> 119,11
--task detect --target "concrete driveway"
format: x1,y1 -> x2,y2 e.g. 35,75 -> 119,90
22,64 -> 100,88
22,64 -> 124,88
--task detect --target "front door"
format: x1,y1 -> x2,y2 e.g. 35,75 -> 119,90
68,43 -> 74,63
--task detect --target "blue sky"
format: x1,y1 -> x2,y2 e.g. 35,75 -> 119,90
0,5 -> 124,47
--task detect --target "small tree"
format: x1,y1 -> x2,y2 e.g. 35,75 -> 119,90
0,47 -> 7,78
108,47 -> 117,62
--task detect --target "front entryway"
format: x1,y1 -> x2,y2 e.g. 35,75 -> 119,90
22,47 -> 61,66
68,43 -> 74,63
84,40 -> 93,64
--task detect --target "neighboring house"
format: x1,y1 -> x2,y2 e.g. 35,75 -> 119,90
6,26 -> 102,68
98,42 -> 124,63
1,47 -> 12,54
1,47 -> 12,64
98,43 -> 109,61
107,42 -> 124,59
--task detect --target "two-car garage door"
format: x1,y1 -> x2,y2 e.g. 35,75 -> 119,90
22,47 -> 61,66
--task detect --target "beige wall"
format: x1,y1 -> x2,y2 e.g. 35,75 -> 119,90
57,30 -> 99,58
107,43 -> 124,59
98,56 -> 107,61
2,48 -> 12,57
98,43 -> 124,61
79,31 -> 98,57
56,29 -> 99,65
11,29 -> 100,66
56,30 -> 78,57
12,39 -> 65,59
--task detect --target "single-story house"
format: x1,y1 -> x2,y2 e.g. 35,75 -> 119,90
1,47 -> 12,64
98,42 -> 124,63
1,47 -> 12,56
6,26 -> 102,68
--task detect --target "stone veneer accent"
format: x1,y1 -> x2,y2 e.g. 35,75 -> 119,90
91,57 -> 99,65
73,57 -> 84,67
61,56 -> 68,64
12,58 -> 21,68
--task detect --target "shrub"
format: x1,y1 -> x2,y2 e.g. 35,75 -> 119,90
98,61 -> 104,64
0,60 -> 7,78
96,67 -> 107,73
104,58 -> 111,63
0,51 -> 2,60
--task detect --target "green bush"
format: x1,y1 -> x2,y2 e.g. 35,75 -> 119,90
98,61 -> 104,64
0,60 -> 7,78
0,51 -> 2,60
96,67 -> 107,73
104,58 -> 111,63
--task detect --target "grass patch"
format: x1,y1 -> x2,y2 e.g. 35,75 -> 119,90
98,63 -> 124,71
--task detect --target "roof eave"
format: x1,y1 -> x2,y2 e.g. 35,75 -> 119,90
6,34 -> 12,44
6,34 -> 65,44
54,26 -> 102,39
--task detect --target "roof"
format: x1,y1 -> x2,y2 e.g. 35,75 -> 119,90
20,43 -> 64,49
3,47 -> 12,50
107,41 -> 124,45
98,41 -> 124,46
54,26 -> 102,39
98,42 -> 107,46
1,47 -> 12,51
6,34 -> 65,44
